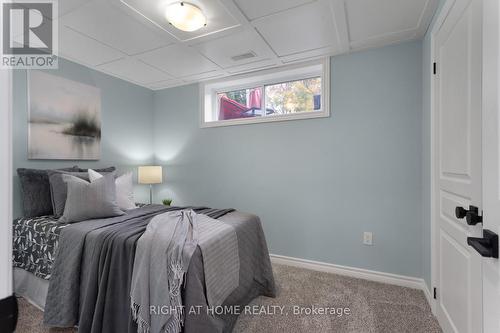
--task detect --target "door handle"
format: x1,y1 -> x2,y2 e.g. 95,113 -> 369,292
455,205 -> 482,225
466,210 -> 483,225
467,230 -> 499,258
455,206 -> 469,219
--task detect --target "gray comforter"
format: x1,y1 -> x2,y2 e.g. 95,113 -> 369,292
43,205 -> 276,333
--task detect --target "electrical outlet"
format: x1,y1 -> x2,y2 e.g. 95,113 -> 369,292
363,232 -> 373,246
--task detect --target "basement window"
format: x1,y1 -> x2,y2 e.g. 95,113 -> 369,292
201,59 -> 330,127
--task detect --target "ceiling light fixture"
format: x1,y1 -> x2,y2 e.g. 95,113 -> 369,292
165,2 -> 207,32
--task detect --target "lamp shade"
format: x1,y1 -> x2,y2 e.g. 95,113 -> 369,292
138,166 -> 163,184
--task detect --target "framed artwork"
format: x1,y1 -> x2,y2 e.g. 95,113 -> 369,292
28,70 -> 101,160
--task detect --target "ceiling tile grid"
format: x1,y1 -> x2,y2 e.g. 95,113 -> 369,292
192,28 -> 277,69
233,0 -> 315,21
97,58 -> 173,85
53,0 -> 438,90
59,26 -> 125,66
137,44 -> 220,77
251,1 -> 340,57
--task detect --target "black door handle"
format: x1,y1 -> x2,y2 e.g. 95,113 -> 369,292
455,206 -> 468,219
455,206 -> 482,225
466,210 -> 483,225
467,230 -> 499,258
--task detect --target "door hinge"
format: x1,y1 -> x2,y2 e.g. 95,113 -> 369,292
433,287 -> 437,299
433,62 -> 437,75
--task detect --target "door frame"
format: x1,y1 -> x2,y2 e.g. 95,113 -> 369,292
0,68 -> 13,300
429,0 -> 464,316
481,0 -> 500,332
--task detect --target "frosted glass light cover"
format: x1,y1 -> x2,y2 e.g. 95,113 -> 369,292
165,2 -> 207,32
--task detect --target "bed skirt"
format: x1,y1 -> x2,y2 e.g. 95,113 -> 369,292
14,267 -> 49,310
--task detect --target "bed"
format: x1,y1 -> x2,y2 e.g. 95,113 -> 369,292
13,204 -> 276,333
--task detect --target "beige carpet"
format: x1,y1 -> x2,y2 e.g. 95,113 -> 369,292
16,264 -> 441,333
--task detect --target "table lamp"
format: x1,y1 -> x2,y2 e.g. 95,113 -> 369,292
138,166 -> 163,204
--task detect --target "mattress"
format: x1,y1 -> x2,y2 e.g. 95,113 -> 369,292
13,215 -> 69,280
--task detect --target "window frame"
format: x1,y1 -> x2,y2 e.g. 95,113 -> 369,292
200,58 -> 330,128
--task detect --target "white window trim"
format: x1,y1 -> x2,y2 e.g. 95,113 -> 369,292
200,58 -> 330,128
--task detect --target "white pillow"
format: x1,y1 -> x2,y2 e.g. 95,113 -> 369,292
88,169 -> 137,210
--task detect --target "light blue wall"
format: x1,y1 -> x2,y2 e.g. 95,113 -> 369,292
422,0 -> 446,290
153,41 -> 424,278
12,41 -> 427,279
13,58 -> 155,218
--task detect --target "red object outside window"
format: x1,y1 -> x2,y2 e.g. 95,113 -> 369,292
247,88 -> 261,109
218,96 -> 252,120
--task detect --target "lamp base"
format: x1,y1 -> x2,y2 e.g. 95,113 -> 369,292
149,184 -> 153,205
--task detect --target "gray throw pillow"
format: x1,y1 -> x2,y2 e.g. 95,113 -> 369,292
48,170 -> 90,218
17,166 -> 78,217
59,172 -> 124,223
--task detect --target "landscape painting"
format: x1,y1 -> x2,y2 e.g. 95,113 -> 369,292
28,71 -> 101,160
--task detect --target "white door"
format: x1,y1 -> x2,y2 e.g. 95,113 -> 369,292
433,0 -> 484,332
482,1 -> 500,332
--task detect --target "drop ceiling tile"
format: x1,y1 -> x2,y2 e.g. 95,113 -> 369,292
180,71 -> 225,81
349,30 -> 419,51
226,59 -> 278,74
147,79 -> 186,90
59,26 -> 124,66
58,0 -> 90,17
193,29 -> 276,68
120,0 -> 241,41
253,1 -> 338,57
21,0 -> 89,17
61,0 -> 175,56
97,58 -> 173,84
17,0 -> 89,18
280,45 -> 338,63
234,0 -> 314,20
345,0 -> 429,42
138,45 -> 220,77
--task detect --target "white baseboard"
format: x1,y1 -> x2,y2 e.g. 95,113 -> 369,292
270,254 -> 433,306
421,282 -> 433,307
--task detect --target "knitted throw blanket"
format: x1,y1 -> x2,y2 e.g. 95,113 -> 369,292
130,210 -> 239,333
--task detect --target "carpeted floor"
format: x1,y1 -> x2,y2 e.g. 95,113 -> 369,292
16,264 -> 441,333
